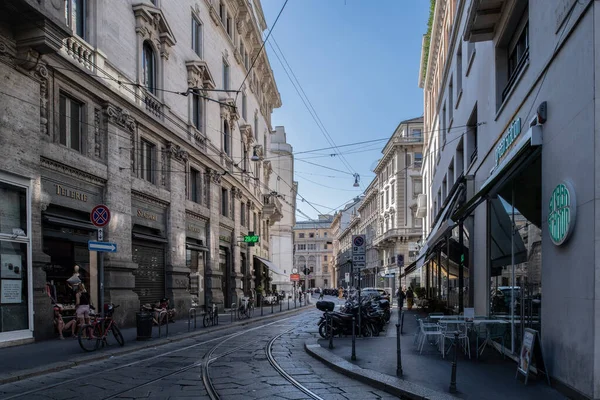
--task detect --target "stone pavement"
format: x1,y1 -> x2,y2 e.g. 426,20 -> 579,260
0,297 -> 312,385
306,306 -> 568,400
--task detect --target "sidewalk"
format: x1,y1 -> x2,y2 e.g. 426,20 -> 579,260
0,298 -> 311,385
306,307 -> 567,400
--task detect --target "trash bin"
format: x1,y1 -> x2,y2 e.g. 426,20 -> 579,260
136,312 -> 153,340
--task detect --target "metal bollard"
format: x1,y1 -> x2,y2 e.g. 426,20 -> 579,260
396,323 -> 403,376
400,311 -> 405,334
449,331 -> 459,393
261,298 -> 264,316
351,316 -> 356,361
271,300 -> 274,314
231,303 -> 236,322
328,313 -> 334,349
188,308 -> 197,332
288,297 -> 290,310
158,310 -> 168,338
280,299 -> 282,312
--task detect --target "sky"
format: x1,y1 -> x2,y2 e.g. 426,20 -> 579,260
261,0 -> 429,221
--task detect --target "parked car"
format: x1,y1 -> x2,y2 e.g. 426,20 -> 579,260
360,287 -> 390,301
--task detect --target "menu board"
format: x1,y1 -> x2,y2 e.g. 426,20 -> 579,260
463,307 -> 474,322
1,255 -> 22,278
1,279 -> 22,304
516,328 -> 551,386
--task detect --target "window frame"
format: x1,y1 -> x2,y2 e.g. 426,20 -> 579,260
223,119 -> 230,156
59,92 -> 84,153
142,41 -> 157,95
192,14 -> 203,58
140,138 -> 156,183
65,0 -> 87,39
222,59 -> 230,91
192,93 -> 204,132
189,167 -> 200,203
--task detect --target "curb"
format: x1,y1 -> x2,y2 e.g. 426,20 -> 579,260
0,303 -> 312,386
304,339 -> 456,400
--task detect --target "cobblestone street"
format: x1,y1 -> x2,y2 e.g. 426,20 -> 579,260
0,306 -> 397,400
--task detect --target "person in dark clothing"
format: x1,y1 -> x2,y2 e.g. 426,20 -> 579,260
397,287 -> 406,309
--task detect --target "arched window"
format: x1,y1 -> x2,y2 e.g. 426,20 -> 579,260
142,41 -> 156,95
223,120 -> 230,155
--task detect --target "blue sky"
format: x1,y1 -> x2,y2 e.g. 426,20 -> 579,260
261,0 -> 429,221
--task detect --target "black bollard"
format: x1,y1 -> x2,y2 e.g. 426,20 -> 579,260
231,303 -> 235,322
280,299 -> 282,312
328,313 -> 334,349
449,331 -> 458,393
401,311 -> 405,334
396,323 -> 403,376
288,297 -> 290,310
261,298 -> 264,316
351,316 -> 356,361
271,300 -> 274,314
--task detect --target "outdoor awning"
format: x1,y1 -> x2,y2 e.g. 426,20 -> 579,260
426,183 -> 465,249
254,256 -> 286,276
452,125 -> 542,222
489,197 -> 527,270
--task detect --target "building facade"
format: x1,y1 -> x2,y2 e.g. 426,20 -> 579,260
0,0 -> 283,346
267,126 -> 296,295
332,197 -> 363,288
416,0 -> 600,397
293,215 -> 333,290
372,117 -> 424,292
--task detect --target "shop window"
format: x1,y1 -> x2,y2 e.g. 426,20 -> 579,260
192,93 -> 204,132
59,93 -> 83,152
189,168 -> 201,203
142,41 -> 157,95
65,0 -> 86,39
192,15 -> 202,58
140,139 -> 155,183
0,241 -> 29,332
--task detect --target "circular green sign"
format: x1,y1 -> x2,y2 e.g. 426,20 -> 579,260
548,181 -> 576,246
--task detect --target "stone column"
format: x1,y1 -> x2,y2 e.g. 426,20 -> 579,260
102,104 -> 139,327
207,169 -> 224,308
165,142 -> 190,313
232,187 -> 244,305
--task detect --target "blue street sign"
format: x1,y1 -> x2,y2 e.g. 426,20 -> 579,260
88,241 -> 117,253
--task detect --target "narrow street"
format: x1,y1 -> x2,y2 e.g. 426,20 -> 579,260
0,302 -> 397,400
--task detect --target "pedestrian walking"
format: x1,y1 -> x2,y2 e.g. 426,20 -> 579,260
319,288 -> 324,300
406,287 -> 414,310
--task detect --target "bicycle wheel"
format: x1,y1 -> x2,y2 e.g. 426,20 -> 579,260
203,313 -> 210,328
78,324 -> 101,352
111,325 -> 125,346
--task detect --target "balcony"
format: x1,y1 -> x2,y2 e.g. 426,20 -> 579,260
62,36 -> 96,72
463,0 -> 507,42
373,227 -> 422,248
416,194 -> 427,218
263,194 -> 283,224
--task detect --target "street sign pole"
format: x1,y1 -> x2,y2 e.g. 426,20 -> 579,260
90,205 -> 112,319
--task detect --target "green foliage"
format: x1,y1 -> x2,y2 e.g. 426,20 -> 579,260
421,0 -> 437,82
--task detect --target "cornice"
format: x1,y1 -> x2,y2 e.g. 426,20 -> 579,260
132,190 -> 169,208
185,60 -> 216,90
40,157 -> 106,186
424,0 -> 447,90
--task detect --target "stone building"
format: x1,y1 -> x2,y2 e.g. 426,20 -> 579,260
0,0 -> 282,346
293,215 -> 334,290
416,0 -> 600,397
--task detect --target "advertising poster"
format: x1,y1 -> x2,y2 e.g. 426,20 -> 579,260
519,329 -> 535,374
1,279 -> 22,303
1,254 -> 22,278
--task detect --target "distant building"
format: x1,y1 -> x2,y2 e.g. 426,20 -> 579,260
293,215 -> 334,290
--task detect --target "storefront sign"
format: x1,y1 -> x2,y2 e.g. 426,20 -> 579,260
495,118 -> 522,166
55,184 -> 88,202
548,181 -> 576,246
136,209 -> 157,221
1,280 -> 22,303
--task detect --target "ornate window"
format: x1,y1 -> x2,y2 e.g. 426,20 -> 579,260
59,92 -> 83,152
142,41 -> 157,95
192,15 -> 202,58
65,0 -> 86,39
193,94 -> 203,131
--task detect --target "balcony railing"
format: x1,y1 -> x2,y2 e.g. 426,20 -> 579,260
373,227 -> 422,247
62,36 -> 96,72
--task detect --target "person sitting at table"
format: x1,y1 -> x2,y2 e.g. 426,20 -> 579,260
53,305 -> 77,339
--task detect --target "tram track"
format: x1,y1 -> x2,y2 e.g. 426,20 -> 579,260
0,316 -> 296,400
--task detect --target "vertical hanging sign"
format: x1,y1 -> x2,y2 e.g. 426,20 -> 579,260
548,181 -> 576,246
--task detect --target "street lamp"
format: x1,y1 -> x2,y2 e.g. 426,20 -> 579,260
353,173 -> 360,187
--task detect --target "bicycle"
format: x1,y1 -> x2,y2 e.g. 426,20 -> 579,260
237,296 -> 254,319
203,302 -> 219,327
78,304 -> 124,352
